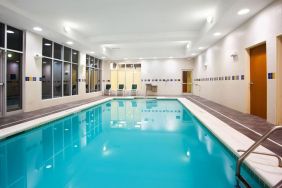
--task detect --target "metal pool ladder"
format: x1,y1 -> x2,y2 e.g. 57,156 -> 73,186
236,126 -> 282,188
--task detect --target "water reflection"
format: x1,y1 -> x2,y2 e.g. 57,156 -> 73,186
0,106 -> 102,188
105,99 -> 193,132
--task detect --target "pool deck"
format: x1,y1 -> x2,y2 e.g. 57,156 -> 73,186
0,96 -> 108,130
186,95 -> 282,157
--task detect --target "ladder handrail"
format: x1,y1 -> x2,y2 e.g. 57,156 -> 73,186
237,149 -> 282,167
236,126 -> 282,187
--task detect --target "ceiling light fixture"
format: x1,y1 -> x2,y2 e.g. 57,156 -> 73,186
198,47 -> 205,50
238,9 -> 250,15
213,32 -> 221,36
33,27 -> 42,32
64,25 -> 71,33
169,56 -> 173,59
139,58 -> 143,60
7,53 -> 12,58
124,58 -> 128,60
7,30 -> 14,34
186,42 -> 191,49
66,41 -> 73,45
44,43 -> 51,46
90,51 -> 95,54
206,16 -> 214,24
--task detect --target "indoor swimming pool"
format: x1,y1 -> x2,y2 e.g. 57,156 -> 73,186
0,99 -> 265,188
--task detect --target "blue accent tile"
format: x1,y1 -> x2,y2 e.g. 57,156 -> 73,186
268,73 -> 272,79
33,77 -> 36,81
25,77 -> 29,81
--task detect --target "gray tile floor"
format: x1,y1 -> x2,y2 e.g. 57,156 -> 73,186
0,96 -> 107,129
186,95 -> 282,157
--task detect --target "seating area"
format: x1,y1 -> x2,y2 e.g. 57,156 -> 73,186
103,84 -> 139,96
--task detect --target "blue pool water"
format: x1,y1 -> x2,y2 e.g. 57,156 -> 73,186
0,99 -> 265,188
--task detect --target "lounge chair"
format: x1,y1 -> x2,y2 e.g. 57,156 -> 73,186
131,84 -> 138,96
104,84 -> 111,96
117,84 -> 125,96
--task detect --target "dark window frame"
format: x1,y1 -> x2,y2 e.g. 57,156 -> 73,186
42,38 -> 80,99
86,55 -> 102,93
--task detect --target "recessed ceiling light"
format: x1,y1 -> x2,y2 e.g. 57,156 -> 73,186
44,43 -> 51,46
238,9 -> 250,15
7,30 -> 14,34
124,58 -> 128,60
198,47 -> 205,50
186,42 -> 191,49
33,27 -> 42,32
64,25 -> 71,33
206,16 -> 214,24
191,53 -> 197,56
213,32 -> 221,36
90,51 -> 95,54
66,41 -> 73,45
169,56 -> 173,59
139,58 -> 143,60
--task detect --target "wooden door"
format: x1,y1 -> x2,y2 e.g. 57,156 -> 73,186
182,71 -> 192,93
250,43 -> 267,119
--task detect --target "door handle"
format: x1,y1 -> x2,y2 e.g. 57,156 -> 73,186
250,82 -> 254,85
0,82 -> 4,86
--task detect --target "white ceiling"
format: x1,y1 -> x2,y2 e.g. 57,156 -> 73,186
0,0 -> 275,60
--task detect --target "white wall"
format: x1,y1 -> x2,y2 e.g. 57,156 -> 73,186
278,36 -> 282,124
102,58 -> 194,96
193,0 -> 282,124
23,31 -> 102,112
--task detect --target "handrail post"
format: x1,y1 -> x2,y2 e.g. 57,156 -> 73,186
236,126 -> 282,186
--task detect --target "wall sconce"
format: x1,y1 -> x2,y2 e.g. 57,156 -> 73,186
230,52 -> 238,61
204,63 -> 208,70
34,53 -> 42,62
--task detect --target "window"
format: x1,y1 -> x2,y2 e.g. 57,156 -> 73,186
54,43 -> 63,60
86,55 -> 102,93
72,64 -> 78,95
64,62 -> 71,96
1,23 -> 24,112
72,49 -> 79,63
6,51 -> 22,111
7,26 -> 23,51
42,58 -> 52,99
42,38 -> 80,99
42,39 -> 52,58
64,47 -> 71,62
111,63 -> 141,91
86,55 -> 90,93
0,23 -> 4,48
53,60 -> 62,97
